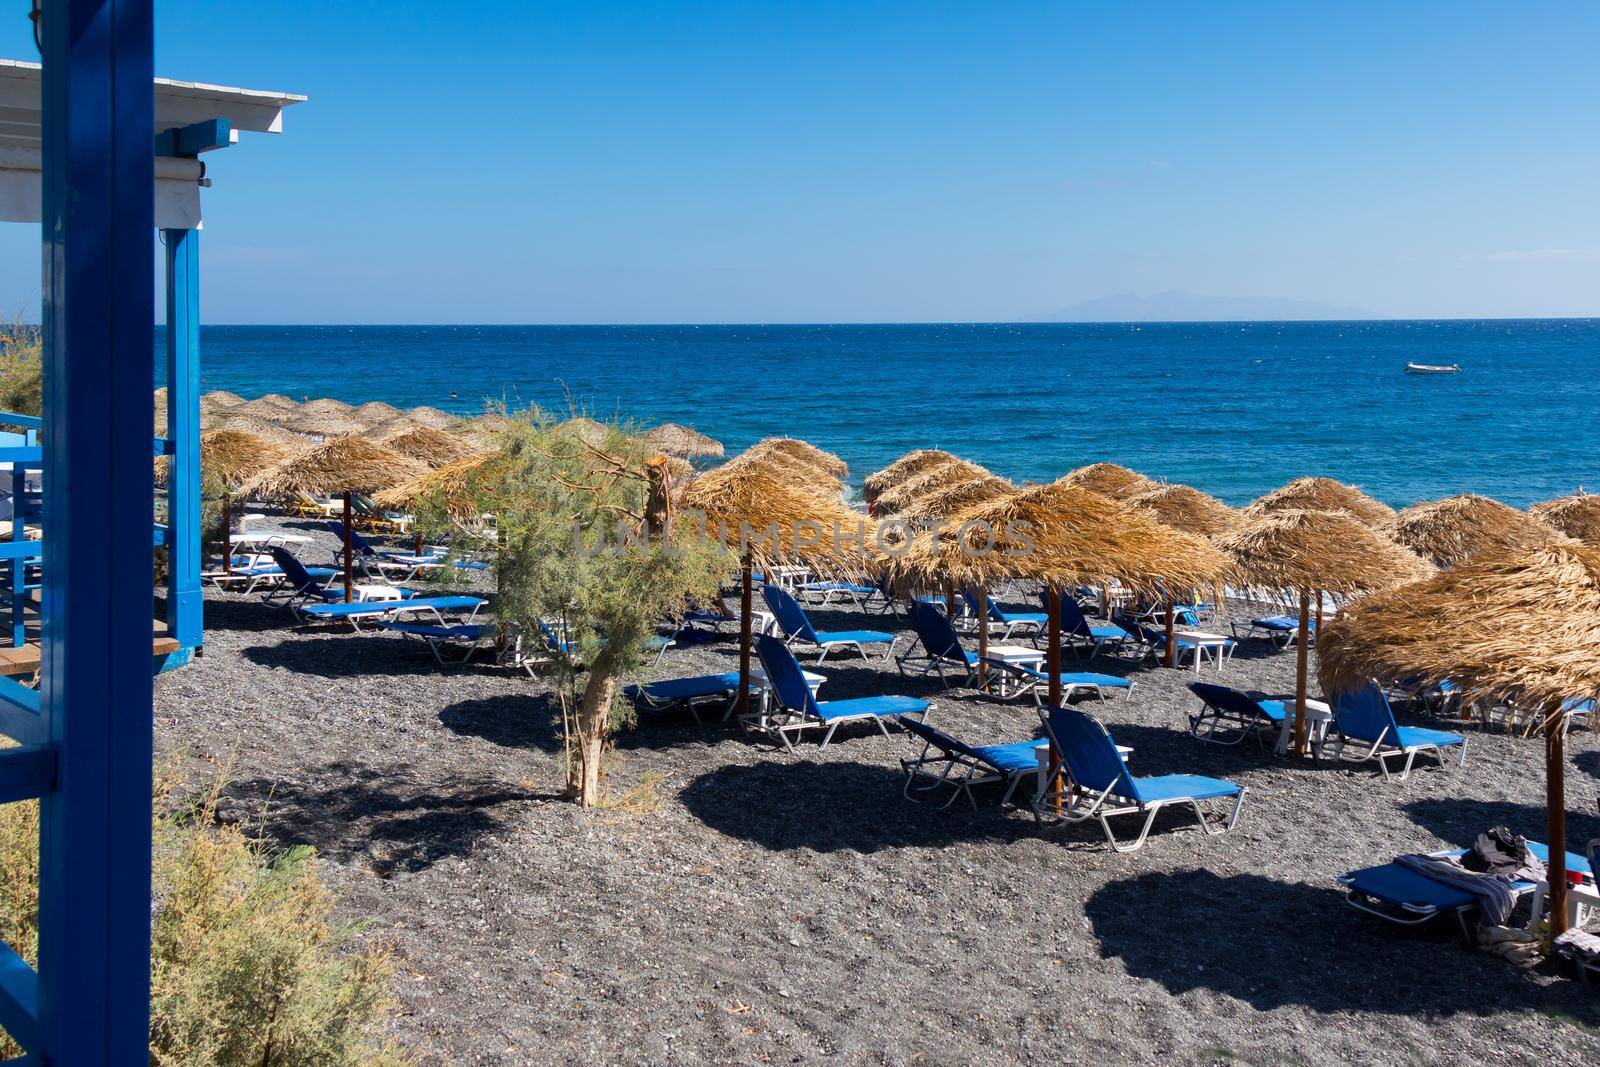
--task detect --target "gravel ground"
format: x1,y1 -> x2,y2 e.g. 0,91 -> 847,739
155,516 -> 1600,1065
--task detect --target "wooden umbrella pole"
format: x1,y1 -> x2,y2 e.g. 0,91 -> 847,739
414,530 -> 425,556
1294,588 -> 1310,756
342,491 -> 355,602
1045,586 -> 1063,707
736,552 -> 754,716
944,578 -> 955,617
1163,596 -> 1176,668
1314,589 -> 1323,634
220,492 -> 232,575
1547,705 -> 1570,938
975,582 -> 990,692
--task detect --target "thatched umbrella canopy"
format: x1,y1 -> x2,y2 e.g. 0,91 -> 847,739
1061,462 -> 1158,501
216,413 -> 311,451
1127,484 -> 1241,538
680,462 -> 874,717
407,405 -> 460,429
873,458 -> 990,515
157,429 -> 297,573
896,475 -> 1017,524
202,389 -> 245,410
232,396 -> 296,421
1319,541 -> 1600,937
554,417 -> 611,449
247,439 -> 428,601
1531,493 -> 1600,547
374,452 -> 499,523
644,422 -> 724,459
1246,476 -> 1395,527
741,437 -> 848,481
364,414 -> 423,439
284,408 -> 367,439
299,397 -> 355,417
1389,494 -> 1559,567
717,449 -> 843,499
863,449 -> 958,503
350,400 -> 405,426
379,425 -> 482,469
1217,508 -> 1432,753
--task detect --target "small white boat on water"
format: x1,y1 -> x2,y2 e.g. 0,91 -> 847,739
1405,361 -> 1461,375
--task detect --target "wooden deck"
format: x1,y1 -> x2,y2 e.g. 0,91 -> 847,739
0,621 -> 182,677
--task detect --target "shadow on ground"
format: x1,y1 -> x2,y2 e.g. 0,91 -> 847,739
439,692 -> 562,753
1086,869 -> 1597,1017
1405,797 -> 1600,852
679,759 -> 1028,853
225,761 -> 545,877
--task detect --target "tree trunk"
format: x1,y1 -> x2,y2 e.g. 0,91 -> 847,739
644,455 -> 673,542
570,668 -> 620,808
1547,706 -> 1569,938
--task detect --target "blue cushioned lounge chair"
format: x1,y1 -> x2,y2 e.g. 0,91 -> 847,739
898,716 -> 1040,810
753,634 -> 928,752
1234,613 -> 1315,649
1035,704 -> 1246,851
1329,682 -> 1467,780
1340,841 -> 1590,937
895,600 -> 979,687
380,620 -> 495,664
1186,682 -> 1290,749
1120,619 -> 1236,670
264,546 -> 346,613
961,586 -> 1047,641
302,593 -> 485,631
1057,596 -> 1130,659
762,583 -> 898,663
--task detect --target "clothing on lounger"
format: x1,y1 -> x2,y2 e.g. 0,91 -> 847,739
1394,853 -> 1518,927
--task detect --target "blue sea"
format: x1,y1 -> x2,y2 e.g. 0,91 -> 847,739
166,320 -> 1600,508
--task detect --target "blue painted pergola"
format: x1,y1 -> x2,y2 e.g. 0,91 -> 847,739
0,6 -> 302,1061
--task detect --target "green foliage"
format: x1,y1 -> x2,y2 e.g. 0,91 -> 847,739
0,767 -> 405,1064
415,407 -> 730,803
0,324 -> 41,417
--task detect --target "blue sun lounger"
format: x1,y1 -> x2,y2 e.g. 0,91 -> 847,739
762,583 -> 899,663
379,620 -> 495,664
897,716 -> 1040,810
1120,619 -> 1236,669
1058,597 -> 1130,659
1234,613 -> 1315,648
961,586 -> 1047,641
894,600 -> 979,687
263,546 -> 349,613
303,594 -> 486,629
998,664 -> 1132,705
1340,842 -> 1590,936
1187,682 -> 1290,749
1329,682 -> 1467,780
754,634 -> 928,752
1035,703 -> 1246,852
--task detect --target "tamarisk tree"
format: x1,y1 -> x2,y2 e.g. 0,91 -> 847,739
419,409 -> 727,808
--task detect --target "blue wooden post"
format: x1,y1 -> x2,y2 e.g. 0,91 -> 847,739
35,0 -> 156,1061
165,226 -> 202,652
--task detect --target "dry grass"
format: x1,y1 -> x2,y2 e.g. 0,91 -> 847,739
1060,462 -> 1158,501
644,422 -> 724,459
1216,508 -> 1432,596
873,459 -> 991,515
1245,476 -> 1395,527
1531,493 -> 1600,546
1127,483 -> 1241,537
246,438 -> 428,499
379,425 -> 482,469
862,449 -> 957,502
1319,540 -> 1600,709
1388,493 -> 1561,567
896,475 -> 1017,523
886,480 -> 1232,593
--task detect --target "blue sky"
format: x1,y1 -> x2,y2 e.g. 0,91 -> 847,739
0,1 -> 1596,323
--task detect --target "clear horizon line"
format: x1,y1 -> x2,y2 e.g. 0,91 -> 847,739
149,314 -> 1600,328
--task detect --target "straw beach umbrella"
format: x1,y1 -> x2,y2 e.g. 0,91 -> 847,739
1217,509 -> 1432,754
644,422 -> 724,460
374,452 -> 501,524
407,405 -> 460,429
863,449 -> 957,504
158,429 -> 294,573
352,401 -> 405,426
232,395 -> 296,421
202,389 -> 245,410
299,397 -> 355,417
1061,462 -> 1158,501
379,424 -> 481,469
1388,493 -> 1559,567
284,408 -> 367,439
873,458 -> 990,515
1246,476 -> 1395,527
364,414 -> 423,440
216,413 -> 312,450
1318,541 -> 1600,936
1531,493 -> 1600,547
1127,484 -> 1241,539
680,463 -> 874,717
724,445 -> 845,499
896,476 -> 1017,524
246,439 -> 428,601
742,437 -> 848,481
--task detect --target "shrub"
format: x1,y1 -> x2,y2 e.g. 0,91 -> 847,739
0,324 -> 41,417
0,770 -> 406,1064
